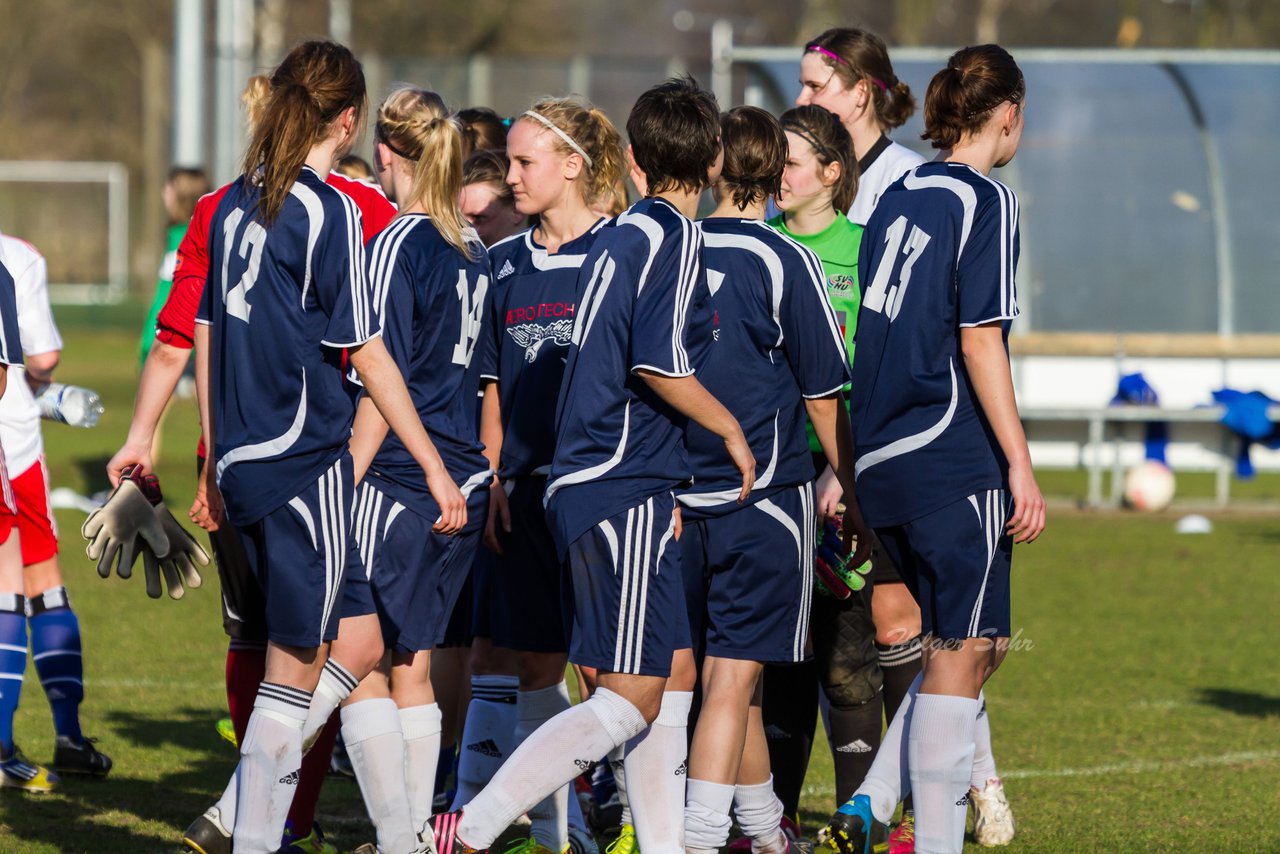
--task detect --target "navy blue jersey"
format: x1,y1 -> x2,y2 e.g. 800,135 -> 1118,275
850,162 -> 1020,527
478,221 -> 605,478
545,198 -> 714,555
363,215 -> 493,515
0,260 -> 21,366
679,218 -> 849,519
198,167 -> 377,525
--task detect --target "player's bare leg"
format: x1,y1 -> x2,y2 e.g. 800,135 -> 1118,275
685,657 -> 762,853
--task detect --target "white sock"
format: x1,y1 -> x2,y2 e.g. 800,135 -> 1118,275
908,694 -> 979,854
401,703 -> 444,838
685,778 -> 735,853
304,659 -> 358,752
342,698 -> 418,854
232,683 -> 310,854
517,683 -> 573,851
732,778 -> 786,854
450,675 -> 518,809
970,691 -> 998,789
856,671 -> 922,824
608,745 -> 633,826
457,687 -> 647,850
623,690 -> 692,854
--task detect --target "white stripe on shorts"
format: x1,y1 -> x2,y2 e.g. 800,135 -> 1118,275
968,489 -> 1005,637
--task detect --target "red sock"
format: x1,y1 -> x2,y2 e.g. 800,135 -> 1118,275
225,642 -> 267,745
287,712 -> 341,836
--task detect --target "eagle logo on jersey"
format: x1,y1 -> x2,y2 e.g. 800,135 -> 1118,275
507,319 -> 575,363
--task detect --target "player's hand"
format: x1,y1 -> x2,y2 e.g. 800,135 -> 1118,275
672,505 -> 682,541
842,499 -> 874,568
1006,462 -> 1046,544
484,479 -> 510,555
189,461 -> 224,531
427,469 -> 466,536
815,465 -> 843,521
82,469 -> 169,581
724,429 -> 756,504
146,504 -> 209,599
107,443 -> 153,487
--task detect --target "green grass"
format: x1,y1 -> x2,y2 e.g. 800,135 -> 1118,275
3,315 -> 1279,850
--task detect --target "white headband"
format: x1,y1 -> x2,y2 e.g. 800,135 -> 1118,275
522,111 -> 593,168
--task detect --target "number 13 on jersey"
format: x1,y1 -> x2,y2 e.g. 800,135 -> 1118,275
864,215 -> 931,322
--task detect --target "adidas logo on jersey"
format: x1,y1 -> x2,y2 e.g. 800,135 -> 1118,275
497,259 -> 516,279
278,770 -> 300,786
466,739 -> 503,758
836,739 -> 873,754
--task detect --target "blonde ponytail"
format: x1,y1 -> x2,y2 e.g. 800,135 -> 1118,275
377,87 -> 476,259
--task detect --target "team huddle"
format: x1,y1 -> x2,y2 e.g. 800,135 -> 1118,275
0,24 -> 1046,854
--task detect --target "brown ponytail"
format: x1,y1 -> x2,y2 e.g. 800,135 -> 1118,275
804,28 -> 915,130
922,45 -> 1025,151
242,41 -> 367,226
780,105 -> 858,214
516,97 -> 626,207
377,87 -> 476,259
718,106 -> 786,211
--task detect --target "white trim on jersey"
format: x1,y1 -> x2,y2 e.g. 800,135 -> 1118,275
545,400 -> 630,502
367,215 -> 423,318
523,226 -> 600,271
966,170 -> 1020,323
459,468 -> 494,498
288,180 -> 326,309
903,168 -> 978,261
855,358 -> 959,479
701,225 -> 785,345
215,370 -> 308,482
336,189 -> 369,339
678,411 -> 781,508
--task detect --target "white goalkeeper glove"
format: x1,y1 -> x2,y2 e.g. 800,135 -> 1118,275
82,471 -> 169,581
144,503 -> 209,599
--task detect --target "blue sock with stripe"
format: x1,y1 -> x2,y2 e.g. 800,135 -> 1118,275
28,587 -> 83,743
0,594 -> 29,756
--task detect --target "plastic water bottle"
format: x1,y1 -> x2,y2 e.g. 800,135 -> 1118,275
35,383 -> 104,427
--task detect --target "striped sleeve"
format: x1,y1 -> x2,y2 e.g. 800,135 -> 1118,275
629,211 -> 699,377
0,261 -> 22,366
320,189 -> 379,347
779,238 -> 851,397
957,179 -> 1020,327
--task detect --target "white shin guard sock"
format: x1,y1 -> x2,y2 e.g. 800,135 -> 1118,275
684,778 -> 735,853
342,698 -> 418,854
401,703 -> 444,837
450,675 -> 518,809
608,744 -> 633,826
518,682 -> 573,851
232,684 -> 310,854
731,778 -> 786,854
908,694 -> 979,854
856,671 -> 923,824
623,690 -> 693,854
304,659 -> 358,752
457,687 -> 647,850
970,691 -> 997,789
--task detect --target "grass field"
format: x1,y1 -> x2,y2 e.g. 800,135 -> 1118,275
1,307 -> 1278,851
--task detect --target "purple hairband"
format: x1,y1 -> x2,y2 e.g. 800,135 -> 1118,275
805,43 -> 889,93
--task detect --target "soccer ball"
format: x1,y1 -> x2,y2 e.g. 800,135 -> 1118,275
1124,460 -> 1176,512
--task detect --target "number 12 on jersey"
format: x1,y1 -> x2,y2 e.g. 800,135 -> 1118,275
864,215 -> 931,322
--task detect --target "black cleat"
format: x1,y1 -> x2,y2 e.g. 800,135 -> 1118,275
52,735 -> 113,777
182,806 -> 232,854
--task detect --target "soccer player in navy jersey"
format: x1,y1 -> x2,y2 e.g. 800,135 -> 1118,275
679,106 -> 873,854
195,43 -> 464,854
432,77 -> 753,854
467,97 -> 626,854
821,45 -> 1043,854
310,85 -> 495,853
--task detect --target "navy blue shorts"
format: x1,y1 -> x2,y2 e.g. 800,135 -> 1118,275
235,455 -> 361,649
483,476 -> 568,654
564,492 -> 690,677
874,489 -> 1013,641
682,483 -> 816,664
347,480 -> 487,653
